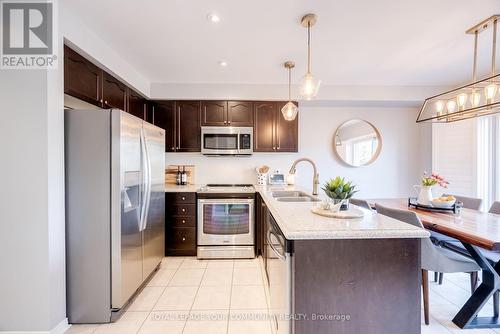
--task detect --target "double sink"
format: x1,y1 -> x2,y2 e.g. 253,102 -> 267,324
271,191 -> 320,202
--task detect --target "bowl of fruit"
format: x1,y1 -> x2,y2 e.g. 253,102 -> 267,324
431,196 -> 456,208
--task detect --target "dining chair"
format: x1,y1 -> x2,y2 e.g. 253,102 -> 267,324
431,194 -> 483,283
489,201 -> 500,215
349,198 -> 372,210
375,204 -> 480,325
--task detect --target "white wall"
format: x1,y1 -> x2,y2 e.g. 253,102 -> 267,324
0,7 -> 66,334
432,119 -> 477,197
166,104 -> 425,199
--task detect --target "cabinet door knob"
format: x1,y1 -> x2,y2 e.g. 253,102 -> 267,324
104,100 -> 108,105
182,237 -> 186,241
273,147 -> 276,150
182,196 -> 186,200
182,219 -> 186,224
224,121 -> 227,124
171,147 -> 175,150
277,147 -> 280,150
228,121 -> 231,125
182,208 -> 186,212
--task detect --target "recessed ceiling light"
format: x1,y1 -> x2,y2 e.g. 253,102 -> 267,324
207,12 -> 220,23
218,60 -> 228,67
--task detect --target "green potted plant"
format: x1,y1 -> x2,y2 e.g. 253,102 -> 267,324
322,177 -> 358,211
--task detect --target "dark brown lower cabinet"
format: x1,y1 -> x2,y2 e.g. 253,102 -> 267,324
291,238 -> 420,334
165,192 -> 197,256
255,193 -> 267,257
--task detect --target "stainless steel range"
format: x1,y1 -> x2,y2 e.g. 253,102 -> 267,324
197,184 -> 255,259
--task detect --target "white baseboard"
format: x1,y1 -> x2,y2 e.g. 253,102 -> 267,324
0,318 -> 70,334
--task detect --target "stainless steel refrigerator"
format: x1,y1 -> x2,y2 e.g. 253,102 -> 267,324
65,109 -> 165,323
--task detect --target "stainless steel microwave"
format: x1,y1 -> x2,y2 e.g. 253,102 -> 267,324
201,126 -> 253,155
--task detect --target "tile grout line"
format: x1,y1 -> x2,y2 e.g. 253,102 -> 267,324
137,257 -> 185,333
181,260 -> 209,334
226,260 -> 235,334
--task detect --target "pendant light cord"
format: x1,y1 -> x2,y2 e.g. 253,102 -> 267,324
473,30 -> 478,82
288,67 -> 292,101
493,19 -> 497,75
307,22 -> 311,74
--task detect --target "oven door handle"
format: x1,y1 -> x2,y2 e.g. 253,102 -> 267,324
267,230 -> 286,261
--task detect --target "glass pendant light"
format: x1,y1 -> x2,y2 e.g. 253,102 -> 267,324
299,13 -> 321,100
281,61 -> 298,121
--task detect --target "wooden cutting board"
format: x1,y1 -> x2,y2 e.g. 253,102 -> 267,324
165,165 -> 195,185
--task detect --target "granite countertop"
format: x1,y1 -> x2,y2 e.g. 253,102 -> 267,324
161,182 -> 429,241
254,184 -> 430,240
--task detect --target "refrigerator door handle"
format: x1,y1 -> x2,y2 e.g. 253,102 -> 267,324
139,128 -> 148,231
142,128 -> 152,231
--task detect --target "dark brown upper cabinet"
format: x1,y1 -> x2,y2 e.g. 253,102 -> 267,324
102,72 -> 127,111
228,101 -> 254,126
201,101 -> 254,127
254,102 -> 277,152
151,101 -> 201,152
276,101 -> 299,152
152,101 -> 176,152
64,45 -> 102,106
254,101 -> 298,152
128,89 -> 146,119
201,101 -> 227,126
176,101 -> 201,152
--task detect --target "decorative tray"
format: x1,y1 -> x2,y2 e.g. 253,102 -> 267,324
311,206 -> 365,219
408,197 -> 463,214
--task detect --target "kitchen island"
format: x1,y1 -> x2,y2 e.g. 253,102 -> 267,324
256,185 -> 429,334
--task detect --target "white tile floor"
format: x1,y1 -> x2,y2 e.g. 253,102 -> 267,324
67,256 -> 500,334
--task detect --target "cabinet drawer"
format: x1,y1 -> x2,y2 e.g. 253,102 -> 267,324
170,216 -> 196,228
168,204 -> 196,217
167,227 -> 196,251
168,192 -> 196,204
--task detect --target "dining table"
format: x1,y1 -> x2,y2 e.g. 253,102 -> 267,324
371,198 -> 500,329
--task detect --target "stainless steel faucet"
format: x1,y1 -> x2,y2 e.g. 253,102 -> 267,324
289,158 -> 320,195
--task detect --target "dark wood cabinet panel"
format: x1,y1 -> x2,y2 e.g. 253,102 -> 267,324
102,72 -> 127,111
170,216 -> 196,228
255,193 -> 268,258
228,101 -> 254,127
167,204 -> 196,217
169,192 -> 196,204
254,102 -> 276,152
276,102 -> 298,152
201,101 -> 227,126
153,101 -> 176,152
128,89 -> 146,119
176,101 -> 201,152
165,192 -> 197,256
166,227 -> 196,255
64,45 -> 102,106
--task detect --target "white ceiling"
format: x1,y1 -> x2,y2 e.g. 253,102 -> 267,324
64,0 -> 499,87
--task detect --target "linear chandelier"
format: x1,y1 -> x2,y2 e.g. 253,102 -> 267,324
417,15 -> 499,123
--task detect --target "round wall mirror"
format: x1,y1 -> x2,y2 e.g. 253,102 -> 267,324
334,119 -> 382,167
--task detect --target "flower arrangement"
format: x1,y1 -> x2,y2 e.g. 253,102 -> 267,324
322,176 -> 358,200
421,172 -> 449,188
